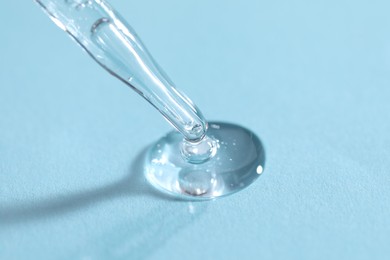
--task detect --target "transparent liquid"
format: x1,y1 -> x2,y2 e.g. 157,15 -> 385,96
145,122 -> 265,199
36,0 -> 266,200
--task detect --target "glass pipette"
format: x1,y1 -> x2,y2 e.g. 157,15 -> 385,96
35,0 -> 265,199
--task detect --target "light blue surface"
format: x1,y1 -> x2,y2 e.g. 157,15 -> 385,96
1,1 -> 390,259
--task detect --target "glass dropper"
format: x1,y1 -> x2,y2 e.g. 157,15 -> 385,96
35,0 -> 265,199
35,0 -> 208,142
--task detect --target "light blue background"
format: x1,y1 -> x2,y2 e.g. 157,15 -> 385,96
1,0 -> 390,259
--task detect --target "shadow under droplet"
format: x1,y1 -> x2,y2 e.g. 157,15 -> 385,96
0,146 -> 175,226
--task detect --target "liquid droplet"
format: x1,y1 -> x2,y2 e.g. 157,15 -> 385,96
145,122 -> 265,199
